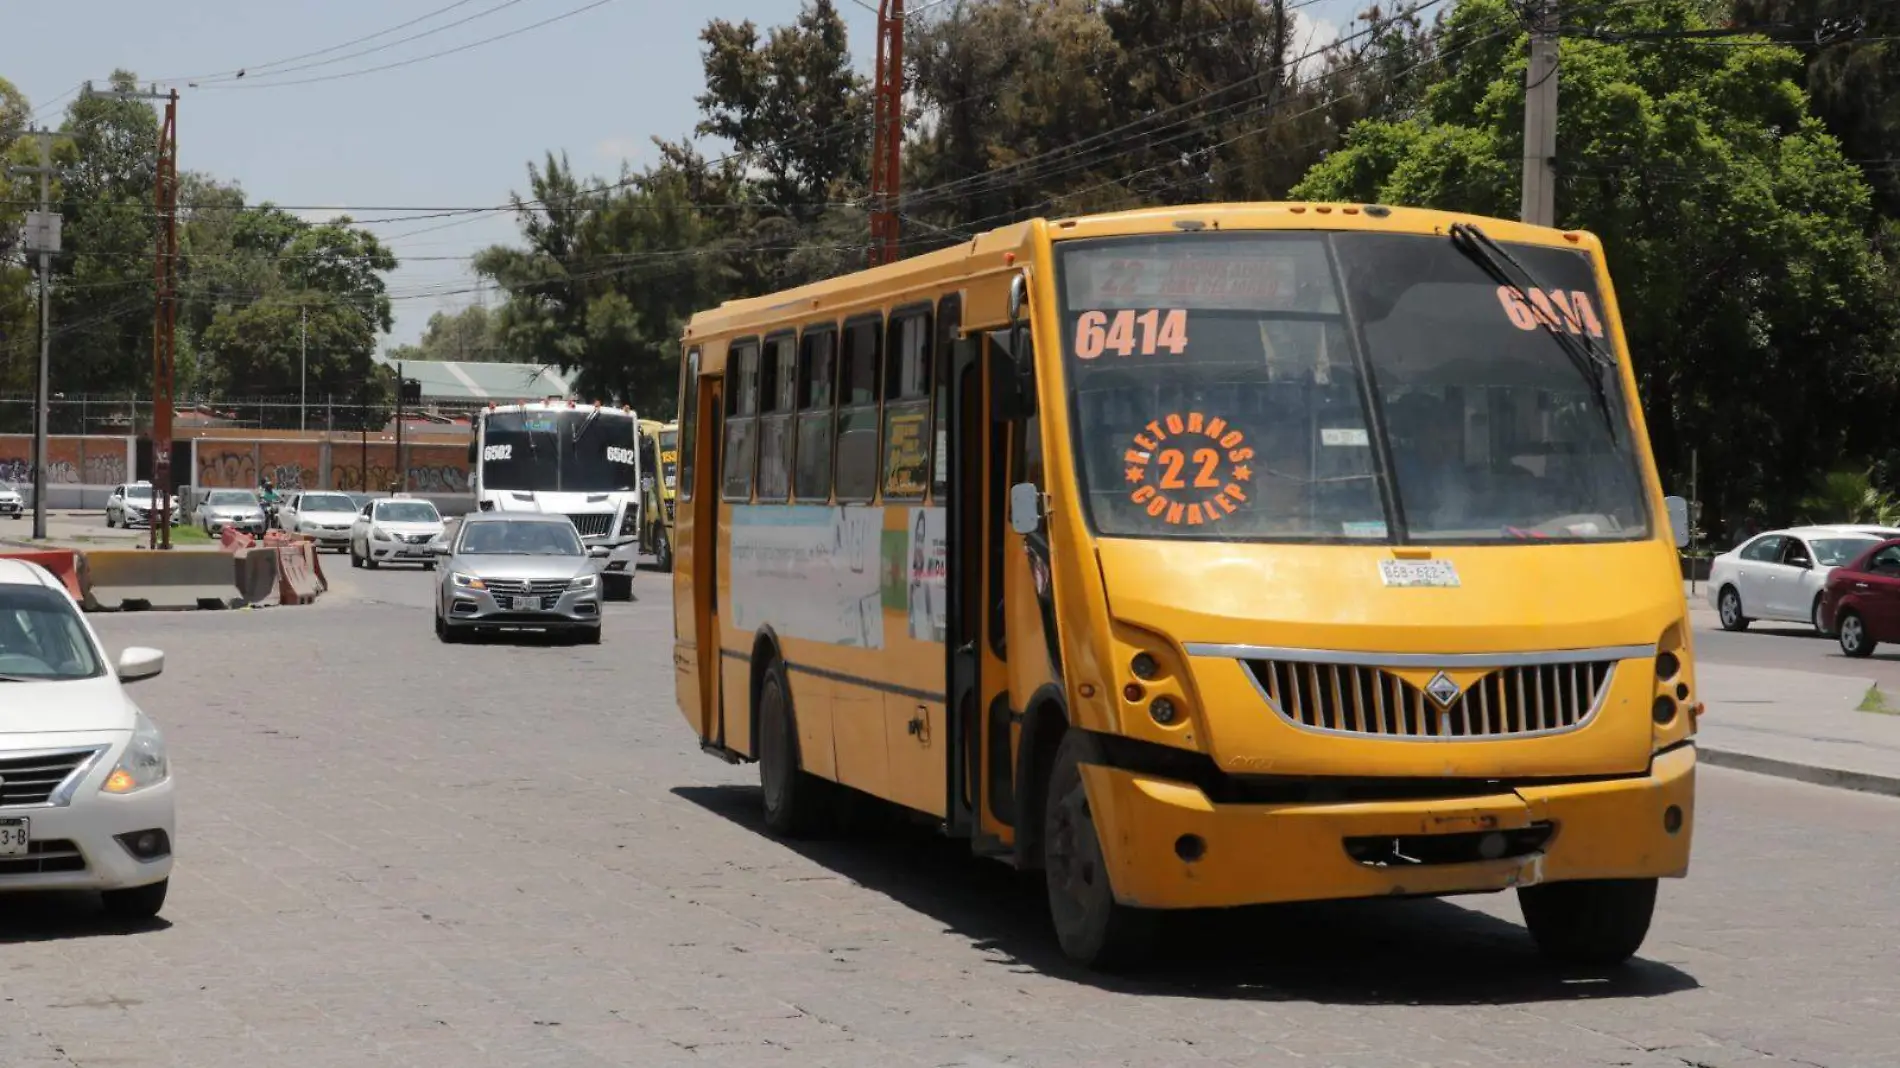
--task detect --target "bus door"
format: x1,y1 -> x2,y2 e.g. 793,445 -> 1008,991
945,328 -> 1028,852
693,373 -> 729,751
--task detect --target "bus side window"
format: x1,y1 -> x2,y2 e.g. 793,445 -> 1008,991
722,339 -> 760,501
881,307 -> 931,502
795,327 -> 837,502
756,333 -> 798,502
679,348 -> 700,500
836,315 -> 883,503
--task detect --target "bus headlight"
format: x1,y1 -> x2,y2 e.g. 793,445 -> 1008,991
619,508 -> 639,536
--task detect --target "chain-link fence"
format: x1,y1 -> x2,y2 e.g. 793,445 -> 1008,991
0,393 -> 480,435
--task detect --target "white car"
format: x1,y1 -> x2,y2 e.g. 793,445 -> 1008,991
0,558 -> 174,920
0,481 -> 23,520
193,488 -> 267,535
280,491 -> 359,550
105,482 -> 185,529
1709,525 -> 1892,632
349,496 -> 446,570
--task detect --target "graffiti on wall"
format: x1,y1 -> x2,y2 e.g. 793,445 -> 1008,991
0,436 -> 130,485
197,449 -> 259,490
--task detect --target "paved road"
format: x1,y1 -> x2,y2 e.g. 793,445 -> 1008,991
3,570 -> 1896,1067
1693,608 -> 1900,691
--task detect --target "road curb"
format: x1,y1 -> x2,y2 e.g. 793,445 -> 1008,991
1700,746 -> 1900,799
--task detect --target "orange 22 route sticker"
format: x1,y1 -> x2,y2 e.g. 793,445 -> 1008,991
1123,412 -> 1254,527
1075,309 -> 1189,360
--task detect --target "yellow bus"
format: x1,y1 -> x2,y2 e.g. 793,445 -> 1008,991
637,418 -> 678,571
672,202 -> 1698,969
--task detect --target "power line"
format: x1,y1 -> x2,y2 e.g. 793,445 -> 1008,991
195,0 -> 622,90
187,0 -> 536,86
163,0 -> 490,83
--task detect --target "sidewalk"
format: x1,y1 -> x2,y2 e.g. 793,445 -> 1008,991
1697,662 -> 1900,797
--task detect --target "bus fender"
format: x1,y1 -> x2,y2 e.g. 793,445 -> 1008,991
1013,683 -> 1071,871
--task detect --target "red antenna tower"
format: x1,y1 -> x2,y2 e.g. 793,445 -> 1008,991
869,0 -> 905,267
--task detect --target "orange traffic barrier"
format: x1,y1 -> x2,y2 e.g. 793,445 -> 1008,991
220,525 -> 255,552
276,543 -> 319,605
1,549 -> 86,600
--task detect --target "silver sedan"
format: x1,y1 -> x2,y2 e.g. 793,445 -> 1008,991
432,514 -> 611,644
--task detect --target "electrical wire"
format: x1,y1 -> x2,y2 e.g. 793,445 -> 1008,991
166,0 -> 496,84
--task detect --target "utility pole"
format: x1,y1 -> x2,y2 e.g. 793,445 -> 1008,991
10,130 -> 61,541
1519,0 -> 1559,228
868,0 -> 905,266
394,359 -> 405,493
87,82 -> 180,549
300,306 -> 308,432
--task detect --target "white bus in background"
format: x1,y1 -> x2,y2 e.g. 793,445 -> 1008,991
469,400 -> 642,598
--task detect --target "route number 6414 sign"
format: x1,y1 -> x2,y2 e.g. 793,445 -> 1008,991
1074,309 -> 1189,360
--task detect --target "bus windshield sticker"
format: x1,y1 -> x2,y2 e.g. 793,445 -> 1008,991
1074,309 -> 1189,360
1062,239 -> 1337,313
1123,411 -> 1254,527
1341,521 -> 1387,539
1496,286 -> 1605,339
1320,427 -> 1369,447
1378,559 -> 1461,588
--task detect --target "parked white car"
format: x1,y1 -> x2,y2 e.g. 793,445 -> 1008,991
0,481 -> 23,520
193,489 -> 267,535
0,558 -> 174,919
279,491 -> 359,550
105,482 -> 185,530
349,496 -> 446,570
1708,525 -> 1893,632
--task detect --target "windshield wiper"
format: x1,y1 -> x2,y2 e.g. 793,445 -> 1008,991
570,407 -> 600,446
1447,222 -> 1619,441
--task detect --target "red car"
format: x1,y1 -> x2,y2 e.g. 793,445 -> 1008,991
1818,537 -> 1900,657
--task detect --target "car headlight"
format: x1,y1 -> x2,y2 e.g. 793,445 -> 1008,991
371,526 -> 391,541
451,572 -> 486,590
569,573 -> 599,591
102,713 -> 169,794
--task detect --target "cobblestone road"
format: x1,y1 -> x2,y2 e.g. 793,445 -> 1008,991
3,565 -> 1896,1067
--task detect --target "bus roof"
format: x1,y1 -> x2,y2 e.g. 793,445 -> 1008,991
683,202 -> 1601,348
481,400 -> 638,418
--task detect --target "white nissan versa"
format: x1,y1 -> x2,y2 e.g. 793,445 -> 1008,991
0,558 -> 175,919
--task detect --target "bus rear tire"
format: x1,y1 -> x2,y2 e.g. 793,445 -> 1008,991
655,530 -> 673,573
758,659 -> 832,838
1043,731 -> 1156,970
604,572 -> 633,602
1518,877 -> 1657,967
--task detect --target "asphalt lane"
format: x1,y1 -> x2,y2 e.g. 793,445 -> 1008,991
1,568 -> 1895,1067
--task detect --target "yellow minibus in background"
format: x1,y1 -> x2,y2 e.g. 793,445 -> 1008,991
671,202 -> 1698,969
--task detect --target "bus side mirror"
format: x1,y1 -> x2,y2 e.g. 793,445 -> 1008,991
1664,495 -> 1689,549
1009,482 -> 1043,536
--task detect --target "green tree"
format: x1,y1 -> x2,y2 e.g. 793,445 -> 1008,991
1291,0 -> 1900,528
387,305 -> 511,363
1,75 -> 37,397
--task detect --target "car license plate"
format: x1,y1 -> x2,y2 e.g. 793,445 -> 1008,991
511,595 -> 539,611
0,818 -> 28,857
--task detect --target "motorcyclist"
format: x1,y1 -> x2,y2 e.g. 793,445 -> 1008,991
258,478 -> 281,530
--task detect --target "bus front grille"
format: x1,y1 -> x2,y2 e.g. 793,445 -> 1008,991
566,513 -> 613,538
1244,660 -> 1613,740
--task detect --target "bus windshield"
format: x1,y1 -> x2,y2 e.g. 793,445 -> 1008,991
482,409 -> 638,494
1057,231 -> 1649,544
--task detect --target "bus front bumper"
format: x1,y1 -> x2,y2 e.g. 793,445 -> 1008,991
1080,743 -> 1694,911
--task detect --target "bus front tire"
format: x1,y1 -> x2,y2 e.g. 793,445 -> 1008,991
758,660 -> 831,838
1043,731 -> 1155,970
1517,877 -> 1657,967
655,530 -> 673,573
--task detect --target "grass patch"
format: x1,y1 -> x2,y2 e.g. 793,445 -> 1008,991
1857,685 -> 1897,715
167,524 -> 213,544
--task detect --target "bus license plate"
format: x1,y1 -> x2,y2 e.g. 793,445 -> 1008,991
0,818 -> 28,857
1379,559 -> 1461,588
511,595 -> 539,611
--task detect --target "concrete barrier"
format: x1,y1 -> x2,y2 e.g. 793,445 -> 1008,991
276,543 -> 320,605
81,549 -> 246,611
0,548 -> 87,600
233,547 -> 280,605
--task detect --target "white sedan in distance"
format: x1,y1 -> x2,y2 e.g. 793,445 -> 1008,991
280,491 -> 360,550
350,496 -> 446,570
1709,525 -> 1891,632
0,558 -> 174,919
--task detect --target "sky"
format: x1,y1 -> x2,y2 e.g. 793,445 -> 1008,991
4,0 -> 1350,350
